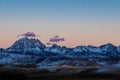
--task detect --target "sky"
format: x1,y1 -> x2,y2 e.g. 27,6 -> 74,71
0,0 -> 120,48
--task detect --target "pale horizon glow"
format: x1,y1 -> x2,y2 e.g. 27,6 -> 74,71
0,0 -> 120,48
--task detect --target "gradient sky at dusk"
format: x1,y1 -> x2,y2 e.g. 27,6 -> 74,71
0,0 -> 120,48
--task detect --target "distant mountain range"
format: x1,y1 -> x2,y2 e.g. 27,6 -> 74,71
0,37 -> 120,69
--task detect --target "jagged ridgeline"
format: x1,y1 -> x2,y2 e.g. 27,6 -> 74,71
0,37 -> 120,69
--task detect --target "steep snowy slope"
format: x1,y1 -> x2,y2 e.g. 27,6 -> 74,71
6,37 -> 45,54
8,37 -> 45,49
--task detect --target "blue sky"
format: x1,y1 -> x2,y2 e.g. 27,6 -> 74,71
0,0 -> 120,48
0,0 -> 120,19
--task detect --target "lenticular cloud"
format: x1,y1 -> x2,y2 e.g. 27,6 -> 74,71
18,32 -> 36,37
22,32 -> 36,37
50,36 -> 65,42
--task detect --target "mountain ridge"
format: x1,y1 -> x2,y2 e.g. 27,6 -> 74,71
0,38 -> 120,69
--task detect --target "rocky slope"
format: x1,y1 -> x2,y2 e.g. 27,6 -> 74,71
0,38 -> 120,69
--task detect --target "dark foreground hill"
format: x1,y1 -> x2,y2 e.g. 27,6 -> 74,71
0,67 -> 120,80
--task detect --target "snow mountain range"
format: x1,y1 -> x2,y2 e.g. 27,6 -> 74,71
0,37 -> 120,69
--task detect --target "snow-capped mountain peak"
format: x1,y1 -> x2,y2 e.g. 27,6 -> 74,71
8,37 -> 45,49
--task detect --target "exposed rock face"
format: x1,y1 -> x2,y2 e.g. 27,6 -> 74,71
8,37 -> 45,49
0,41 -> 120,69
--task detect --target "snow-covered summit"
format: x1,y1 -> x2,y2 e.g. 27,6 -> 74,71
8,37 -> 45,49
